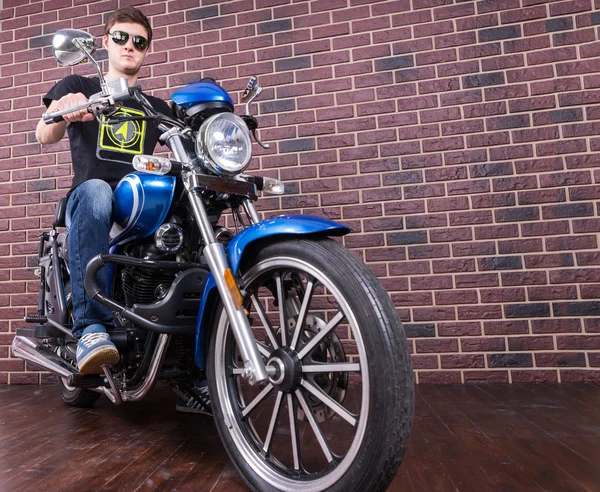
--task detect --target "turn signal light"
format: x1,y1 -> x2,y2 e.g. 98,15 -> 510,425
132,155 -> 172,174
224,268 -> 244,308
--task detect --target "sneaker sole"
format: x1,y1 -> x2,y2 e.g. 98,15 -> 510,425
78,346 -> 120,375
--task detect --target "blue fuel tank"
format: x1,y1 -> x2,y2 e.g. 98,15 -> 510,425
109,172 -> 176,247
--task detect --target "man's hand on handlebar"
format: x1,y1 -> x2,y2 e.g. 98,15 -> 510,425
55,93 -> 94,123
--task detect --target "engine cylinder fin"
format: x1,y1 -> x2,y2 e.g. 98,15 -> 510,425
122,266 -> 177,307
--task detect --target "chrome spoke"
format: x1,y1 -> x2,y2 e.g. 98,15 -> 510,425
295,389 -> 334,463
300,379 -> 357,427
263,391 -> 284,453
287,393 -> 300,470
242,383 -> 273,417
275,273 -> 287,346
218,256 -> 372,485
256,340 -> 272,358
290,278 -> 315,351
251,293 -> 279,350
297,310 -> 344,360
302,362 -> 361,373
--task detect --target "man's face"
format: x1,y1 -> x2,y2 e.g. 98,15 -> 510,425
103,22 -> 149,76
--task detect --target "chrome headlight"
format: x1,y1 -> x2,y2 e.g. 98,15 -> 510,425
196,113 -> 252,175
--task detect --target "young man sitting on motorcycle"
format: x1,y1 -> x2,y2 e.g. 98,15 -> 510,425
35,7 -> 211,415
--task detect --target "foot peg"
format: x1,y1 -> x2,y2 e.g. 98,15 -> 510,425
24,315 -> 48,324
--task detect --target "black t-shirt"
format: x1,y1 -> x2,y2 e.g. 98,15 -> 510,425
43,74 -> 172,193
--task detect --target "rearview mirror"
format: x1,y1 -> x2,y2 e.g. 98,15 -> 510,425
52,29 -> 96,66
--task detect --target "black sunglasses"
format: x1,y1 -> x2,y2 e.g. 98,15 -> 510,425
109,30 -> 148,51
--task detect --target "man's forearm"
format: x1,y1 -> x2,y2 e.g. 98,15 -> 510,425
35,117 -> 68,144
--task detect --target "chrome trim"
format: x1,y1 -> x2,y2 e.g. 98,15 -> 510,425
242,76 -> 261,116
154,223 -> 184,253
267,357 -> 285,385
196,113 -> 252,176
98,334 -> 170,404
11,336 -> 77,379
102,364 -> 122,405
213,255 -> 370,490
160,128 -> 193,164
185,178 -> 267,384
242,199 -> 260,225
214,227 -> 233,244
46,318 -> 75,339
204,242 -> 268,385
185,184 -> 217,244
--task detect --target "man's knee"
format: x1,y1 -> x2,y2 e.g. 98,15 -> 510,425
69,180 -> 113,222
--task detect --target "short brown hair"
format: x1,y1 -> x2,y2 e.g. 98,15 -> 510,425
104,7 -> 152,45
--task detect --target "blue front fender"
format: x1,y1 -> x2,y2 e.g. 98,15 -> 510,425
194,214 -> 350,369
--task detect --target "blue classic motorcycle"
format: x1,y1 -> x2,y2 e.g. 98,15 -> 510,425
12,29 -> 414,491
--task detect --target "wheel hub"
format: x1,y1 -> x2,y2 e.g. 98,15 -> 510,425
266,347 -> 301,392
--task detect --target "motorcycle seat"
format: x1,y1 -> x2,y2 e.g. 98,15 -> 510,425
53,197 -> 67,228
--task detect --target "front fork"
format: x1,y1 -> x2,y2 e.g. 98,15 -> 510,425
184,180 -> 268,385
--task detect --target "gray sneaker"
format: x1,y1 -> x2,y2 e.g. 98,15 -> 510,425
174,381 -> 212,416
76,328 -> 119,375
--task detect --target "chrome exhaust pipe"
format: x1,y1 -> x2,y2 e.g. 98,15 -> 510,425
12,334 -> 170,406
99,334 -> 170,404
11,336 -> 77,379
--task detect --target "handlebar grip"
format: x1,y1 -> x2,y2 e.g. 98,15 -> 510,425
43,113 -> 65,125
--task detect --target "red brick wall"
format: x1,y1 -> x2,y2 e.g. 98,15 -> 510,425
1,0 -> 600,384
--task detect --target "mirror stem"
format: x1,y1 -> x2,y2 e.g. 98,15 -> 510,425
74,39 -> 110,100
244,86 -> 262,116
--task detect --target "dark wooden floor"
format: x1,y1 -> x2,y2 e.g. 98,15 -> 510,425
0,382 -> 598,491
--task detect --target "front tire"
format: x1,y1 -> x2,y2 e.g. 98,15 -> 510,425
207,238 -> 414,491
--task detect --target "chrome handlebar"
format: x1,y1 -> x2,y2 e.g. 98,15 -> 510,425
42,78 -> 132,125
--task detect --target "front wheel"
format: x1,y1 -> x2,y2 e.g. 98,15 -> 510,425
207,238 -> 414,491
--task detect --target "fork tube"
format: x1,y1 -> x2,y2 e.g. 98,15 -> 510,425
186,184 -> 268,385
242,199 -> 260,225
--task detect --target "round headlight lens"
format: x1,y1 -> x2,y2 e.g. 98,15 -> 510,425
196,113 -> 252,175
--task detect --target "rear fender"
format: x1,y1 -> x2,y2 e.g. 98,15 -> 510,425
194,215 -> 350,369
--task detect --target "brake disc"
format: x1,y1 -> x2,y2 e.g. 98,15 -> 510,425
295,314 -> 348,423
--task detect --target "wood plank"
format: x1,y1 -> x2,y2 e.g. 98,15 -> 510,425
208,464 -> 250,492
404,387 -> 499,492
508,383 -> 600,464
390,422 -> 457,492
439,385 -> 592,492
424,385 -> 544,492
8,402 -> 160,491
0,383 -> 598,491
477,385 -> 600,491
544,382 -> 600,409
132,441 -> 206,491
99,436 -> 187,492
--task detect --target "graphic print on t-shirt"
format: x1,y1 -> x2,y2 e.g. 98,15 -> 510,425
98,107 -> 146,155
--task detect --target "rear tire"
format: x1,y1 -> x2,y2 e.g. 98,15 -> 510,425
207,238 -> 414,491
57,376 -> 101,408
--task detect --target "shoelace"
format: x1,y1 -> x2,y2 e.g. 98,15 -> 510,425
79,332 -> 110,348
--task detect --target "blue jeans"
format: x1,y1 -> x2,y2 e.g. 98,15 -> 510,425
66,179 -> 114,338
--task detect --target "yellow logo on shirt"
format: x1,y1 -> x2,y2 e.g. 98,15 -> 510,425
99,107 -> 146,154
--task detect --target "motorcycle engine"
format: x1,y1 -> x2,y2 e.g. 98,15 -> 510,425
121,266 -> 177,307
120,222 -> 184,307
